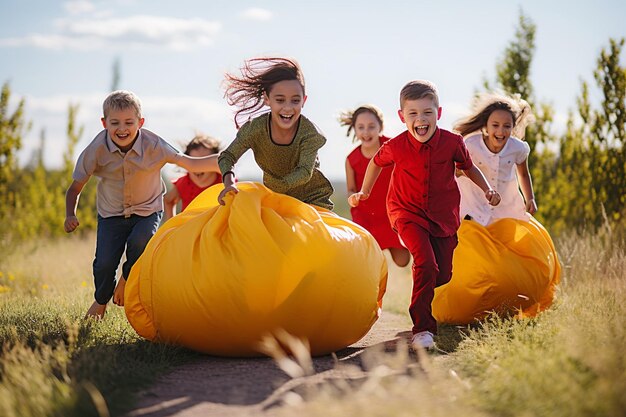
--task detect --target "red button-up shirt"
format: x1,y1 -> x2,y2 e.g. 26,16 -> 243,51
373,128 -> 473,237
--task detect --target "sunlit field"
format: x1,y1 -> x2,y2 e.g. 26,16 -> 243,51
0,233 -> 200,417
272,229 -> 626,417
1,227 -> 625,417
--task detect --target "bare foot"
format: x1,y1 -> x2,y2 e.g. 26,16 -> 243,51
113,277 -> 126,306
85,301 -> 107,320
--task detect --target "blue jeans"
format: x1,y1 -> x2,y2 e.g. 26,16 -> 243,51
93,212 -> 162,304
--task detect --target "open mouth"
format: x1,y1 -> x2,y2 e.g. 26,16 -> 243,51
279,114 -> 294,122
415,124 -> 429,136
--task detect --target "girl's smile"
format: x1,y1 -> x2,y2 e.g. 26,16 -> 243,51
483,109 -> 514,153
264,79 -> 307,142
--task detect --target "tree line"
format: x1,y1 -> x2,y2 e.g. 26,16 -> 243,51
0,12 -> 624,257
490,13 -> 625,237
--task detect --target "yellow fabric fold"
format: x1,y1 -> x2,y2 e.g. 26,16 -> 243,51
125,182 -> 387,356
433,217 -> 561,324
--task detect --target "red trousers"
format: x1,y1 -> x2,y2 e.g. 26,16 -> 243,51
396,219 -> 458,334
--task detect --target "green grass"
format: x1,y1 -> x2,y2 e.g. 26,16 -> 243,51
1,228 -> 625,417
0,233 -> 200,417
272,230 -> 626,417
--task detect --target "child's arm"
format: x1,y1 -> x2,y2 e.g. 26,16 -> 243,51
345,159 -> 357,193
348,159 -> 382,207
65,179 -> 87,233
163,186 -> 180,222
176,154 -> 220,174
217,131 -> 253,205
462,165 -> 501,206
516,159 -> 537,214
218,172 -> 237,205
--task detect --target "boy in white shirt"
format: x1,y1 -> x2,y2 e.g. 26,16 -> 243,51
65,90 -> 221,319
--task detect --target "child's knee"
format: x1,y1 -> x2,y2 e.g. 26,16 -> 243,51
127,232 -> 152,254
93,256 -> 120,275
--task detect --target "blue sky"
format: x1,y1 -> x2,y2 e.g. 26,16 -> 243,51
1,0 -> 625,181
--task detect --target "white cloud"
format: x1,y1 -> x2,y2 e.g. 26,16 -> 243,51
63,0 -> 96,15
0,34 -> 105,51
240,8 -> 273,21
0,15 -> 222,51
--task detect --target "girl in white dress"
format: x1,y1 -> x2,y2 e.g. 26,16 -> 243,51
453,92 -> 535,226
431,93 -> 561,325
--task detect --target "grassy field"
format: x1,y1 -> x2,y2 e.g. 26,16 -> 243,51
0,234 -> 201,417
1,227 -> 625,416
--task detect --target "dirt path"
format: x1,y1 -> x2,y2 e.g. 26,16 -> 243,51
124,312 -> 412,417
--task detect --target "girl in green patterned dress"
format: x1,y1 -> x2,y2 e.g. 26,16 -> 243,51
217,57 -> 334,210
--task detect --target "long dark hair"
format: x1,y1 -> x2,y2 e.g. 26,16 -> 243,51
338,105 -> 384,142
224,57 -> 305,128
453,92 -> 534,139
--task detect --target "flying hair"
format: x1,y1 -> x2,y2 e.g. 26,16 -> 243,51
223,57 -> 305,128
453,92 -> 535,139
338,105 -> 384,142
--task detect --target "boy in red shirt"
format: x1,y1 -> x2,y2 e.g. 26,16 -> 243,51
349,80 -> 501,350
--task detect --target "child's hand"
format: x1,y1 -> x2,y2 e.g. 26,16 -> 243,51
218,184 -> 239,206
113,277 -> 126,306
64,215 -> 79,233
485,189 -> 501,206
348,192 -> 369,208
526,198 -> 537,215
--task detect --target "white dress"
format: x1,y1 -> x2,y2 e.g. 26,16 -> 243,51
458,133 -> 531,226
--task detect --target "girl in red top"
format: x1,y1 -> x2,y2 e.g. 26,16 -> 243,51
340,105 -> 410,267
163,134 -> 222,222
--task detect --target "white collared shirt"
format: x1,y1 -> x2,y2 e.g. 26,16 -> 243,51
458,133 -> 531,226
73,129 -> 183,218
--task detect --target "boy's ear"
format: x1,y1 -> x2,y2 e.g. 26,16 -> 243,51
397,109 -> 405,123
101,117 -> 107,128
138,117 -> 145,128
437,107 -> 442,120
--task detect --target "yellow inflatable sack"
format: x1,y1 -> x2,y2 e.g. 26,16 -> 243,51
125,182 -> 388,357
432,217 -> 560,324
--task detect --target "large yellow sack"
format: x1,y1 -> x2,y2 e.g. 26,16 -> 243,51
432,217 -> 560,324
125,182 -> 388,357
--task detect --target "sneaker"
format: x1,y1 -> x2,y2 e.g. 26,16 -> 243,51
411,331 -> 435,350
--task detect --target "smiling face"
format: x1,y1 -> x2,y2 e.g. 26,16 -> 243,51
484,109 -> 514,153
263,79 -> 307,136
354,111 -> 382,150
101,107 -> 144,152
398,96 -> 441,143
